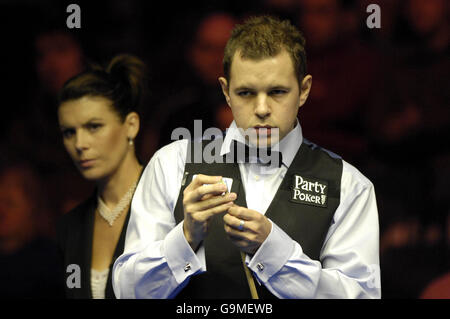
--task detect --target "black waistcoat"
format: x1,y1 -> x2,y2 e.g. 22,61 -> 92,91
173,139 -> 342,299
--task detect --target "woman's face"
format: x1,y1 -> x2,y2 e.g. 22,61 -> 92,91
58,96 -> 133,181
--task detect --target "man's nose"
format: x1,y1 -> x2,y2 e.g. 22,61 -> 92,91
254,93 -> 271,119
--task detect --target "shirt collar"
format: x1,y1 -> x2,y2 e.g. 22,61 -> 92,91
220,120 -> 303,168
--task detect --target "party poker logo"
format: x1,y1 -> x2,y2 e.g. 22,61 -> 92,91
291,175 -> 328,208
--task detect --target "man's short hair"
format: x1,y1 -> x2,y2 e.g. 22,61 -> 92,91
223,15 -> 307,85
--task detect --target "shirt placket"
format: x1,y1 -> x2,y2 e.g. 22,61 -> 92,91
246,164 -> 267,215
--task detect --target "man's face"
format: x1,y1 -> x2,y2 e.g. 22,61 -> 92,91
219,49 -> 312,146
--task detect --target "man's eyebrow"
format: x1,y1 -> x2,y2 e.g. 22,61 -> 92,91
268,85 -> 291,90
233,85 -> 255,91
234,85 -> 291,91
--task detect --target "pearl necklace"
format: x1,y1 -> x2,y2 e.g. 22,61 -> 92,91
97,180 -> 138,226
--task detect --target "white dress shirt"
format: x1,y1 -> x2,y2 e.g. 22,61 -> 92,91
112,121 -> 381,299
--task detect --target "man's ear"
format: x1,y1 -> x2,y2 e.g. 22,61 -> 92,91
218,77 -> 231,107
299,75 -> 312,108
125,112 -> 140,139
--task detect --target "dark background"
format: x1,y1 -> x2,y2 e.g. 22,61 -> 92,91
0,0 -> 448,298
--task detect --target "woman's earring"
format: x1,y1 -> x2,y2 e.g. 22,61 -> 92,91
128,137 -> 134,146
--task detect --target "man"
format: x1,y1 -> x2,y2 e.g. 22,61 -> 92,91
112,15 -> 381,299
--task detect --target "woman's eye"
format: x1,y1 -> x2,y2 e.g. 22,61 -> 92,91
62,129 -> 75,139
87,123 -> 102,132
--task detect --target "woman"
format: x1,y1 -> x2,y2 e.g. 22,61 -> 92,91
56,54 -> 146,298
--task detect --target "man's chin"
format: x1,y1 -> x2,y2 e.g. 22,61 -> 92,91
236,126 -> 281,148
248,136 -> 279,148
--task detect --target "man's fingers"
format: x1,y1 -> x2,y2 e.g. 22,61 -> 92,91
185,182 -> 228,204
223,213 -> 251,232
227,205 -> 256,221
185,174 -> 223,192
226,231 -> 247,245
200,193 -> 214,201
196,201 -> 234,222
196,183 -> 228,200
194,192 -> 236,211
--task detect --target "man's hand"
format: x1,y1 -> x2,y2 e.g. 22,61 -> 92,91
223,205 -> 272,255
183,174 -> 237,251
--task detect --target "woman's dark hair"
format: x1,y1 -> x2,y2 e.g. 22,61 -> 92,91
58,54 -> 146,120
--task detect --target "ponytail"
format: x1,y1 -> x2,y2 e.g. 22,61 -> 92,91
58,54 -> 147,120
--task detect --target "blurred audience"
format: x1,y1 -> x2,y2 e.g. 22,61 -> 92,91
260,0 -> 300,22
296,0 -> 382,164
364,0 -> 449,298
35,30 -> 85,96
9,29 -> 85,162
0,160 -> 64,298
420,271 -> 450,299
7,29 -> 93,218
156,12 -> 238,148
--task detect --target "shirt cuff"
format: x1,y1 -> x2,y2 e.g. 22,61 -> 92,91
163,221 -> 206,284
247,220 -> 295,282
